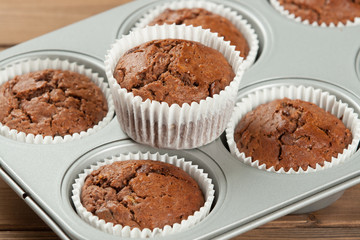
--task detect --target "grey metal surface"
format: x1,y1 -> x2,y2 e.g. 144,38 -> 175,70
0,0 -> 360,239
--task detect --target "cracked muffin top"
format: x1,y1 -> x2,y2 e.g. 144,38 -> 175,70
278,0 -> 360,25
113,39 -> 235,106
0,69 -> 108,137
148,8 -> 249,59
234,98 -> 352,172
80,160 -> 205,230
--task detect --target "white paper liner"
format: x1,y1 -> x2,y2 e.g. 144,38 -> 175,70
270,0 -> 360,27
225,85 -> 360,174
105,24 -> 243,149
133,0 -> 259,70
0,58 -> 114,144
71,151 -> 215,238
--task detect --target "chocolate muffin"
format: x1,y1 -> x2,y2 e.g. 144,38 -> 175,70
278,0 -> 360,25
81,160 -> 205,230
234,98 -> 352,172
113,39 -> 235,106
0,69 -> 108,137
148,8 -> 250,59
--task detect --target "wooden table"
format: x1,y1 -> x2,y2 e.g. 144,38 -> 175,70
0,0 -> 359,239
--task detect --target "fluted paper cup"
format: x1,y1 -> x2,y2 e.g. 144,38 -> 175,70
105,24 -> 243,149
71,151 -> 215,238
226,85 -> 360,174
0,58 -> 114,144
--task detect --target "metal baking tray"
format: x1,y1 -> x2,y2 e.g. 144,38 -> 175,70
1,0 -> 360,239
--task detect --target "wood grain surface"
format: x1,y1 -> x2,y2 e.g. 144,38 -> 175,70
0,0 -> 360,239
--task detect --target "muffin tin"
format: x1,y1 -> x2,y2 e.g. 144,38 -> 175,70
1,0 -> 360,239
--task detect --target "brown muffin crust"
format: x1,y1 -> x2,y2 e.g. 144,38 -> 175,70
113,39 -> 235,106
234,98 -> 352,172
278,0 -> 360,25
0,69 -> 108,137
148,8 -> 250,59
81,160 -> 205,230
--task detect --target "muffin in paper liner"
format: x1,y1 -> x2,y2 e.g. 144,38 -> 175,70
71,151 -> 215,238
0,58 -> 114,144
133,0 -> 259,70
225,85 -> 360,174
105,24 -> 243,149
270,0 -> 360,27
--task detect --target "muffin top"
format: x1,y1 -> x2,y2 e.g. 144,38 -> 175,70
81,160 -> 205,230
234,98 -> 352,172
278,0 -> 360,25
0,69 -> 108,137
113,39 -> 235,106
148,8 -> 249,59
